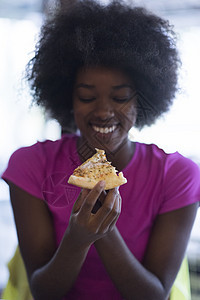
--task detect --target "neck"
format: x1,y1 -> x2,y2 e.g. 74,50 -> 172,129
77,136 -> 135,171
106,139 -> 135,171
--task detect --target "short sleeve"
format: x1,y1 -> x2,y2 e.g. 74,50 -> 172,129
1,145 -> 45,200
159,153 -> 200,214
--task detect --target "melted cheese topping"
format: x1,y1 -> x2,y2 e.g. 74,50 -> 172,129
73,149 -> 117,179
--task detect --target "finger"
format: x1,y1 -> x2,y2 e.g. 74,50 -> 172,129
79,181 -> 105,218
108,193 -> 122,230
100,192 -> 121,233
91,190 -> 107,214
91,198 -> 102,214
95,187 -> 119,228
99,190 -> 107,204
72,189 -> 90,213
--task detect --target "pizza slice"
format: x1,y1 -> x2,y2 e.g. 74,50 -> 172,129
68,148 -> 127,190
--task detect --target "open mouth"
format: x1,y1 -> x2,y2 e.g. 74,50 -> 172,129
92,125 -> 117,134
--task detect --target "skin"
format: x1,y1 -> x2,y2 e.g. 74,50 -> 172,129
73,66 -> 137,170
9,66 -> 198,300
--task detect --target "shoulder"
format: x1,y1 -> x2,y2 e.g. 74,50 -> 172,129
163,151 -> 200,194
4,133 -> 79,179
134,143 -> 169,173
136,142 -> 200,207
8,133 -> 78,163
164,151 -> 200,177
155,148 -> 200,213
136,142 -> 168,161
137,142 -> 200,175
2,134 -> 79,198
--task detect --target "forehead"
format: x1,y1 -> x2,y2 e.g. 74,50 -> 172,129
75,66 -> 133,86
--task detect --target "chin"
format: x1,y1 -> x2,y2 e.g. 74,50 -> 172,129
91,139 -> 125,157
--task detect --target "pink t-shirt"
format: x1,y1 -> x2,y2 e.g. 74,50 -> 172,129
2,134 -> 200,299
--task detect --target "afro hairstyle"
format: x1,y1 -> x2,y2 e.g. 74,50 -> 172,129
26,0 -> 181,132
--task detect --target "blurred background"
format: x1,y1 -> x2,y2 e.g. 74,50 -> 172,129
0,0 -> 200,298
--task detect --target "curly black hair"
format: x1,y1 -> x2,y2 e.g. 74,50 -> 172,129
26,0 -> 180,132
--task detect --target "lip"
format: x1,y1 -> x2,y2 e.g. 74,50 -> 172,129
90,122 -> 118,127
93,124 -> 117,133
89,123 -> 119,142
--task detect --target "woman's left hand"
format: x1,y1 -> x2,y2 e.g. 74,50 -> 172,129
66,181 -> 122,248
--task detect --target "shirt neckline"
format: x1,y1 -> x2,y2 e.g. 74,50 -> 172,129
68,134 -> 140,173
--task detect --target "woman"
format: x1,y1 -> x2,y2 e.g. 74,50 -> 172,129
2,1 -> 200,299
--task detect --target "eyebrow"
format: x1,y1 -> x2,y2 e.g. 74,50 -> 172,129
75,83 -> 134,90
112,84 -> 134,90
75,83 -> 95,89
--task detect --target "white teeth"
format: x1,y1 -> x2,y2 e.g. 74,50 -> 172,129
100,127 -> 104,133
92,125 -> 116,134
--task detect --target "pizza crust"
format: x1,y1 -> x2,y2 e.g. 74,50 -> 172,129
68,149 -> 127,190
68,172 -> 126,190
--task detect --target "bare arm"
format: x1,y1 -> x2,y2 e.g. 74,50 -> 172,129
95,202 -> 198,300
9,181 -> 121,300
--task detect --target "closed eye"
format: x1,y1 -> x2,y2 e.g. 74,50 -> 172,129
79,97 -> 96,103
113,97 -> 129,103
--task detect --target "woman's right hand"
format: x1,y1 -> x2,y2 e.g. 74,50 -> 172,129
66,181 -> 121,248
8,180 -> 119,300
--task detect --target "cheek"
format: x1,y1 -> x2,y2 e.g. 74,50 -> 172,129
73,99 -> 83,116
73,103 -> 90,130
118,103 -> 137,128
73,109 -> 83,128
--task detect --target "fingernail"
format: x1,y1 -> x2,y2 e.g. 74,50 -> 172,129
99,181 -> 105,188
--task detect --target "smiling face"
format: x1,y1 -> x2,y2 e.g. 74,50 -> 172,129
73,66 -> 137,158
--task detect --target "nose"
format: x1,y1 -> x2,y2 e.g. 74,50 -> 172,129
93,98 -> 114,120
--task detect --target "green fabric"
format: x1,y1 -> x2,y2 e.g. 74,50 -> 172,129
2,246 -> 32,300
170,257 -> 191,300
2,246 -> 191,300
